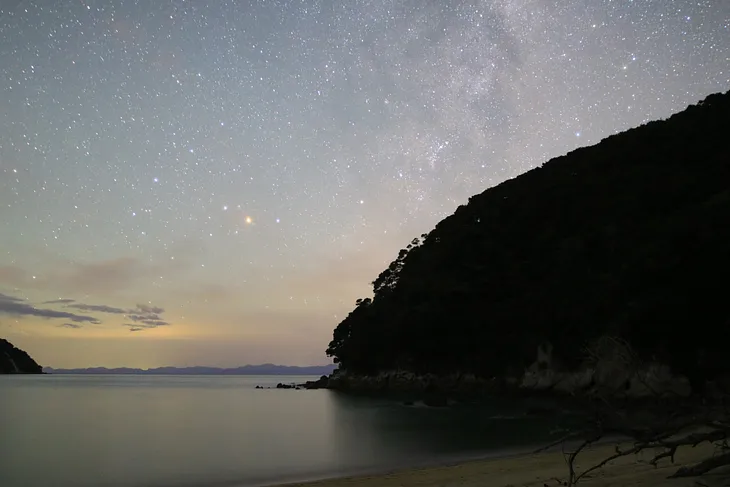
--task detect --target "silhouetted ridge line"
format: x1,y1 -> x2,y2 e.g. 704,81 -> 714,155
326,90 -> 730,392
0,339 -> 43,374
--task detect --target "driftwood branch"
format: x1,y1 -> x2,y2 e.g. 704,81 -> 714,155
670,451 -> 730,478
566,434 -> 604,486
571,442 -> 633,484
566,422 -> 730,484
540,335 -> 730,485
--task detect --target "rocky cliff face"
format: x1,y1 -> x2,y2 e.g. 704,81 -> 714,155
519,340 -> 692,398
0,339 -> 43,374
327,337 -> 693,401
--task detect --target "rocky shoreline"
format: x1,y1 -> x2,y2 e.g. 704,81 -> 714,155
264,339 -> 701,411
255,375 -> 331,391
258,339 -> 706,414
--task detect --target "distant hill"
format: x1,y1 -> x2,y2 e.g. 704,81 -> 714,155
43,363 -> 337,375
1,339 -> 43,374
326,90 -> 730,391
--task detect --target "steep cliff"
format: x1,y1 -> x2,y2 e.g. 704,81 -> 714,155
0,339 -> 43,374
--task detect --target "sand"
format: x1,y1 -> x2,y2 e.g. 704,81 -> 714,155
271,441 -> 727,487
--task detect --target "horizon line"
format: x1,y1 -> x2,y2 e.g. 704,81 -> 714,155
43,363 -> 337,370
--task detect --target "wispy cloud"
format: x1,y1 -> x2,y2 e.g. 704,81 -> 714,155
0,292 -> 24,303
67,302 -> 171,330
135,304 -> 165,315
64,257 -> 145,294
58,323 -> 83,329
0,292 -> 172,331
67,303 -> 126,314
0,293 -> 101,323
0,241 -> 203,296
123,304 -> 170,331
123,321 -> 169,332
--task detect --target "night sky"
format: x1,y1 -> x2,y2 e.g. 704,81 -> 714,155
1,0 -> 728,368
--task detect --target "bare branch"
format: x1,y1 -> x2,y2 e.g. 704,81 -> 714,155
536,335 -> 730,485
565,434 -> 603,486
669,451 -> 730,478
649,446 -> 677,466
572,444 -> 635,484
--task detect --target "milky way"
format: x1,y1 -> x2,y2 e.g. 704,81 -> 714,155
0,0 -> 728,367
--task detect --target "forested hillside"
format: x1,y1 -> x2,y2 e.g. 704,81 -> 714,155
0,339 -> 42,374
326,91 -> 730,390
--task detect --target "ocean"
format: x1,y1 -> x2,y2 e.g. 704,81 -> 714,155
0,375 -> 564,487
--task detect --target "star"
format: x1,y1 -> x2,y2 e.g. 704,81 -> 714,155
0,0 -> 727,368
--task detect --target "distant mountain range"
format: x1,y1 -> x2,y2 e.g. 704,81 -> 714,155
43,363 -> 337,375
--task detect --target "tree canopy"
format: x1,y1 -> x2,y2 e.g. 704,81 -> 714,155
326,90 -> 730,387
0,339 -> 42,374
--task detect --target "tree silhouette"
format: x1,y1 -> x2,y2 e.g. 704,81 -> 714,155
326,90 -> 730,385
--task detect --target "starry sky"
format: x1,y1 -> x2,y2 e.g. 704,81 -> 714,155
1,0 -> 728,368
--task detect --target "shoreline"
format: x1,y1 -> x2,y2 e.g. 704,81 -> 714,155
255,446 -> 538,487
262,440 -> 722,487
255,436 -> 630,487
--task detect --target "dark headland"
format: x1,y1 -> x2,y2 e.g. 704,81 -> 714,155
0,339 -> 43,374
292,91 -> 730,484
323,90 -> 730,400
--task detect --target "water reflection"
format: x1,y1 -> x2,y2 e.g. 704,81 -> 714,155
0,376 -> 562,487
326,391 -> 562,466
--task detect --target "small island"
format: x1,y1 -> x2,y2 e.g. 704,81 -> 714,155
0,339 -> 43,374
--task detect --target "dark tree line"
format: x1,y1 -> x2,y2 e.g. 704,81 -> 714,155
326,90 -> 730,385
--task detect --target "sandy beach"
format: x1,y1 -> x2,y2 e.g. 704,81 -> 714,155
271,441 -> 725,487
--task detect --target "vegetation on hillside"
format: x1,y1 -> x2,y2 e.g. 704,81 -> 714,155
326,90 -> 730,389
0,339 -> 42,374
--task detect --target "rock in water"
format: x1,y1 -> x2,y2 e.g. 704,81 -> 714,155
301,375 -> 329,389
0,339 -> 43,374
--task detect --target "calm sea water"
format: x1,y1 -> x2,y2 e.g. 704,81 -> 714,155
0,375 -> 564,487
